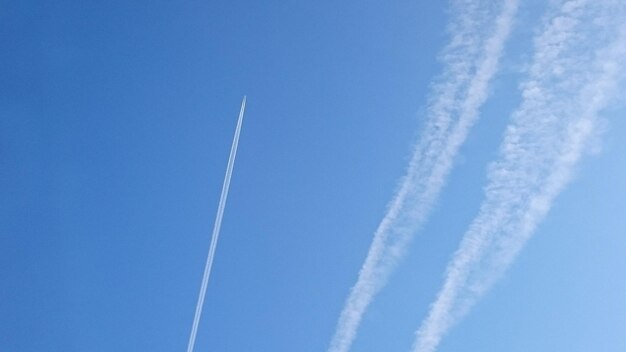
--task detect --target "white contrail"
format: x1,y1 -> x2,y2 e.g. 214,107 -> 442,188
186,96 -> 247,352
413,1 -> 626,351
328,1 -> 518,351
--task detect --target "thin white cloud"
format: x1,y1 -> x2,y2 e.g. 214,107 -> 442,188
328,1 -> 519,351
187,97 -> 246,352
412,2 -> 626,351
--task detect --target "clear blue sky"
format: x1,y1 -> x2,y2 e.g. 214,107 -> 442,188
2,1 -> 625,352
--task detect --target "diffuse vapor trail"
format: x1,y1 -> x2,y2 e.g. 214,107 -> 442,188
186,96 -> 247,352
413,2 -> 626,351
328,1 -> 518,351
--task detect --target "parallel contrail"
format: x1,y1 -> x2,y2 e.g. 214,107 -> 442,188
186,96 -> 246,352
413,1 -> 626,351
328,1 -> 518,351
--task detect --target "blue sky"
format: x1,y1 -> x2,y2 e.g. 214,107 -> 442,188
2,1 -> 625,352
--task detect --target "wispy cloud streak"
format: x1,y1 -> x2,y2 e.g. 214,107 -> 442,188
413,2 -> 626,351
328,1 -> 518,351
186,97 -> 247,352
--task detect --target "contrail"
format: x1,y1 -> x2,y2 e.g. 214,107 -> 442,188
328,1 -> 518,351
186,96 -> 246,352
413,1 -> 626,351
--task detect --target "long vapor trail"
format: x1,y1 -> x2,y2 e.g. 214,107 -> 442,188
186,96 -> 247,352
413,1 -> 626,351
328,1 -> 518,351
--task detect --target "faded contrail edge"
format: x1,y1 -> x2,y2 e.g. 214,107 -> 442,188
186,96 -> 246,352
413,2 -> 626,351
328,1 -> 518,351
